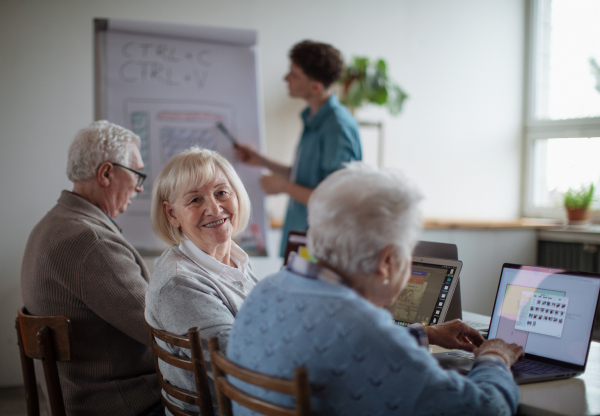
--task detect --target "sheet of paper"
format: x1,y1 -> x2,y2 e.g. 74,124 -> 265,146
515,291 -> 569,338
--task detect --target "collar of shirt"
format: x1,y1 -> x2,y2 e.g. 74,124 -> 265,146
301,93 -> 339,129
286,252 -> 349,287
179,236 -> 251,285
102,211 -> 122,233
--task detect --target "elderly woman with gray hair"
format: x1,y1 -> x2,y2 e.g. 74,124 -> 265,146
145,147 -> 257,415
228,163 -> 524,416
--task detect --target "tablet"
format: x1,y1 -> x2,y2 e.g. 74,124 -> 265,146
387,256 -> 462,327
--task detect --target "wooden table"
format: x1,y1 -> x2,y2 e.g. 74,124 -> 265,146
439,312 -> 600,416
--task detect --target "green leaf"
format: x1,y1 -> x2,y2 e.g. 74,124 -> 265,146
372,88 -> 388,105
386,85 -> 408,115
564,183 -> 595,209
341,80 -> 365,108
353,57 -> 369,72
338,56 -> 408,116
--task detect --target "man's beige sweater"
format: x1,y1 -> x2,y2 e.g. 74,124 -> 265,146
21,191 -> 160,415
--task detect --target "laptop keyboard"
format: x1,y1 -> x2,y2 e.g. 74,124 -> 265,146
445,351 -> 564,375
447,350 -> 474,360
511,360 -> 564,375
463,320 -> 489,331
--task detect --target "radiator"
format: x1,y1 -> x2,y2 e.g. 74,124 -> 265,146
538,241 -> 600,272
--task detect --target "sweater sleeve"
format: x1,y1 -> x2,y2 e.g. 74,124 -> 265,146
156,274 -> 236,351
408,323 -> 429,348
79,238 -> 150,346
78,236 -> 150,345
373,314 -> 520,416
407,353 -> 519,416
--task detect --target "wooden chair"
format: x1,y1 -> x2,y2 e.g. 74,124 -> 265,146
208,337 -> 311,416
15,306 -> 72,416
146,323 -> 214,416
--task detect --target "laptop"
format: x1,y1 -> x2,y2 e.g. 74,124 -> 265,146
284,237 -> 463,328
388,256 -> 462,327
435,263 -> 600,384
410,242 -> 488,334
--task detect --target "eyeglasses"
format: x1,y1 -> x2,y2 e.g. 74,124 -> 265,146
112,163 -> 147,187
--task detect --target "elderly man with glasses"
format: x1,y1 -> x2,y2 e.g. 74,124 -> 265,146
21,120 -> 163,416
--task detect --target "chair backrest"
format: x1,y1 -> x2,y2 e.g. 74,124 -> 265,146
207,337 -> 310,416
16,306 -> 71,416
412,240 -> 458,260
412,240 -> 463,321
146,323 -> 214,416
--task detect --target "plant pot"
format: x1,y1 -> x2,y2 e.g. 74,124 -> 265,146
566,207 -> 590,224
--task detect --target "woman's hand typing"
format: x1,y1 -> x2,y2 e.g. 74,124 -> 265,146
474,338 -> 525,367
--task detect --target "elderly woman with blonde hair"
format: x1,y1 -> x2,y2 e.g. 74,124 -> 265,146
145,147 -> 256,415
228,163 -> 524,416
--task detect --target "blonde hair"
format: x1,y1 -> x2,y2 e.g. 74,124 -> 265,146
151,147 -> 251,246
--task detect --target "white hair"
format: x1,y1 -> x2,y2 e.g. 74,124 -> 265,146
67,120 -> 141,182
307,163 -> 423,274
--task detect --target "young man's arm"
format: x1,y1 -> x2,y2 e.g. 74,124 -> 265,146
235,143 -> 291,177
237,143 -> 313,203
260,174 -> 313,205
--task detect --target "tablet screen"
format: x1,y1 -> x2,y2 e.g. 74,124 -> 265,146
388,258 -> 461,327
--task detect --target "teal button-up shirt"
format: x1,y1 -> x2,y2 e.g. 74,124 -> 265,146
280,94 -> 362,256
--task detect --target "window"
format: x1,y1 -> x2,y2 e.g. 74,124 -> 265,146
524,0 -> 600,218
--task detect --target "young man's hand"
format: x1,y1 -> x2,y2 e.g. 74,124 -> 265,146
235,143 -> 263,166
260,174 -> 289,195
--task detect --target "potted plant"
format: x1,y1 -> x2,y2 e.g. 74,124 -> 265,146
338,57 -> 408,115
564,183 -> 595,223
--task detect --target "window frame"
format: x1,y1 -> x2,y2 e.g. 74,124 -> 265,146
522,0 -> 600,219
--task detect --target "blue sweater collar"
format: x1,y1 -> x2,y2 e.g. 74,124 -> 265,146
286,252 -> 350,287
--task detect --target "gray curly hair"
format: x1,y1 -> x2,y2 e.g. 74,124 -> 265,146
67,120 -> 140,182
307,163 -> 423,275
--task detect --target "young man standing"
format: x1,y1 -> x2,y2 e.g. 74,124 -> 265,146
236,40 -> 362,256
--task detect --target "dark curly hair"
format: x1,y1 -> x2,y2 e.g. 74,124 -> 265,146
289,40 -> 344,88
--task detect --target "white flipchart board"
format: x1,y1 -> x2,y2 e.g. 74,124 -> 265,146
95,19 -> 268,256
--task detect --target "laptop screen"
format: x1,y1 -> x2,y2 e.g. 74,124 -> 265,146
488,264 -> 600,366
388,257 -> 461,327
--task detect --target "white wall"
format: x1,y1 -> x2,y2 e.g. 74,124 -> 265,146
0,0 -> 525,386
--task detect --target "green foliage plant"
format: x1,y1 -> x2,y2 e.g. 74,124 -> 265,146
564,183 -> 595,209
339,57 -> 408,115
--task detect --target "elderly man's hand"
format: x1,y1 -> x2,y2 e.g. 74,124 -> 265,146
425,319 -> 485,352
260,174 -> 289,195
